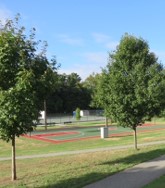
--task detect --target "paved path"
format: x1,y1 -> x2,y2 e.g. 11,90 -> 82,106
0,140 -> 165,161
84,155 -> 165,188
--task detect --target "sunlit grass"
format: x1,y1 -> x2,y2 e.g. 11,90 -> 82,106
0,144 -> 165,188
143,174 -> 165,188
0,127 -> 165,158
0,118 -> 165,187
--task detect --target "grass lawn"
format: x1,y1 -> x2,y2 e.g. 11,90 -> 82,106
36,120 -> 108,131
0,119 -> 165,187
143,174 -> 165,188
37,116 -> 165,130
0,128 -> 165,158
0,127 -> 165,158
0,144 -> 165,188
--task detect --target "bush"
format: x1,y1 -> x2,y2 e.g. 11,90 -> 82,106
76,108 -> 81,120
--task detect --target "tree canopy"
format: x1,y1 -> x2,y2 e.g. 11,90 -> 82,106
47,72 -> 92,113
0,15 -> 57,180
93,34 -> 165,149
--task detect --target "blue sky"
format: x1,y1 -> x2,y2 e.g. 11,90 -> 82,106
0,0 -> 165,80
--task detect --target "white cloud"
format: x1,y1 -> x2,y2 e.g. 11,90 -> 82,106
0,6 -> 12,25
55,33 -> 117,80
59,63 -> 103,81
58,34 -> 84,46
84,52 -> 108,64
58,52 -> 108,81
153,50 -> 165,64
73,52 -> 108,80
92,32 -> 118,50
92,33 -> 111,43
58,65 -> 86,80
106,41 -> 118,50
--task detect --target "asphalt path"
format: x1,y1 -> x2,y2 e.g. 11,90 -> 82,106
84,155 -> 165,188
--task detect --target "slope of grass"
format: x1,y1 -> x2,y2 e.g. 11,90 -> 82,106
0,128 -> 165,158
1,119 -> 165,188
0,144 -> 165,188
143,174 -> 165,188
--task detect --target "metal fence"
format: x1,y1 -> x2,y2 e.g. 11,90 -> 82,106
38,110 -> 105,125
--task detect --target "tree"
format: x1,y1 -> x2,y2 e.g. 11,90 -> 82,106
41,57 -> 59,130
83,72 -> 100,92
47,72 -> 91,113
75,107 -> 81,121
0,15 -> 56,180
93,34 -> 165,149
83,72 -> 101,108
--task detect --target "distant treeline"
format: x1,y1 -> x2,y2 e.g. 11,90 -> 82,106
46,72 -> 98,113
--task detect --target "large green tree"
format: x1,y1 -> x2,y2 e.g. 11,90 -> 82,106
0,15 -> 56,180
83,72 -> 101,108
47,72 -> 91,113
41,57 -> 59,130
93,34 -> 165,149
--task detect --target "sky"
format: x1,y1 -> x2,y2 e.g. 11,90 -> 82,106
0,0 -> 165,80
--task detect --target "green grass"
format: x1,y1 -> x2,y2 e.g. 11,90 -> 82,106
0,119 -> 165,188
36,120 -> 108,131
0,144 -> 165,188
150,117 -> 165,123
143,174 -> 165,188
0,127 -> 165,158
35,117 -> 165,132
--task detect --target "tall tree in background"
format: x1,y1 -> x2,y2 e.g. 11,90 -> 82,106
47,72 -> 91,113
83,73 -> 100,92
93,34 -> 165,149
0,15 -> 56,180
83,72 -> 101,108
41,57 -> 59,130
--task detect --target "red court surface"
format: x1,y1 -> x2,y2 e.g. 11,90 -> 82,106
23,123 -> 165,144
23,131 -> 99,144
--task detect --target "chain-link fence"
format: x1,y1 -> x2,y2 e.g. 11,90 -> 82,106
38,110 -> 105,125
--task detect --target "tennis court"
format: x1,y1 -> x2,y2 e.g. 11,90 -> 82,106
23,123 -> 165,144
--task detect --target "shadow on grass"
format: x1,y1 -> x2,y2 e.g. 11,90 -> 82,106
26,147 -> 165,188
100,147 -> 165,166
39,172 -> 108,188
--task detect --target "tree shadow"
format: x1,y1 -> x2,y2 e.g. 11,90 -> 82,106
39,172 -> 108,188
100,148 -> 165,166
22,147 -> 165,188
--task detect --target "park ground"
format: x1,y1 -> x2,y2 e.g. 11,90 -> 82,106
0,118 -> 165,187
23,122 -> 165,144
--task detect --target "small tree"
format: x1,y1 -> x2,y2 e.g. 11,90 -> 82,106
93,34 -> 165,149
0,15 -> 56,180
76,107 -> 81,121
41,58 -> 59,130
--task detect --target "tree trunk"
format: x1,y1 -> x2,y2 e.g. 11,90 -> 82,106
44,99 -> 47,130
133,126 -> 138,150
12,134 -> 16,181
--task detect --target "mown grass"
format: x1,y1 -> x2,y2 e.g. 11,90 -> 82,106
0,144 -> 165,188
0,119 -> 165,187
36,116 -> 165,131
150,117 -> 165,123
0,128 -> 165,158
36,120 -> 108,131
143,174 -> 165,188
